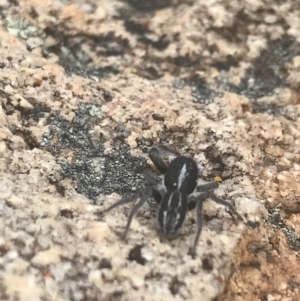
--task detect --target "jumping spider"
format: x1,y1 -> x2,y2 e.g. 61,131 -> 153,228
99,145 -> 243,258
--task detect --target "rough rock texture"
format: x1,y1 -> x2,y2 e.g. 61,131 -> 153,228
0,1 -> 299,301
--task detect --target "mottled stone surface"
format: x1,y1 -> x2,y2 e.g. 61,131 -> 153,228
0,1 -> 299,301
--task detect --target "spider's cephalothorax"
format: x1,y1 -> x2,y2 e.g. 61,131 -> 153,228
98,145 -> 243,258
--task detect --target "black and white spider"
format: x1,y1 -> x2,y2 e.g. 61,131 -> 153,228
99,145 -> 243,258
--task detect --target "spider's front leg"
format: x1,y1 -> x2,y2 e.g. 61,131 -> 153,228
98,187 -> 153,240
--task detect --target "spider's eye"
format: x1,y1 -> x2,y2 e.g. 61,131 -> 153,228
158,191 -> 188,237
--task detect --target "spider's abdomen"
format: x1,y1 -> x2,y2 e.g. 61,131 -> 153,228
164,157 -> 198,195
158,190 -> 188,237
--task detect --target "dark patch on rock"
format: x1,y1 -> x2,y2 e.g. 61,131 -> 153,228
139,34 -> 170,51
211,8 -> 289,45
48,178 -> 66,196
42,104 -> 148,203
123,0 -> 172,12
0,282 -> 9,301
103,90 -> 113,102
144,270 -> 163,280
174,75 -> 221,104
2,97 -> 51,122
12,238 -> 26,249
151,113 -> 165,122
173,79 -> 186,90
240,261 -> 261,269
169,276 -> 184,295
9,126 -> 39,150
136,138 -> 153,153
230,36 -> 299,99
60,209 -> 74,219
202,257 -> 214,271
251,101 -> 288,118
174,55 -> 198,68
42,27 -> 126,78
0,244 -> 10,256
212,55 -> 239,71
124,19 -> 151,35
189,78 -> 220,104
103,290 -> 124,301
266,252 -> 276,264
288,280 -> 300,289
86,65 -> 120,80
55,183 -> 66,197
29,7 -> 39,19
268,209 -> 300,251
21,104 -> 51,122
128,245 -> 146,265
99,258 -> 113,269
7,0 -> 19,6
247,220 -> 260,229
203,145 -> 235,179
263,156 -> 276,166
211,11 -> 253,44
207,239 -> 213,246
137,65 -> 164,80
124,19 -> 169,51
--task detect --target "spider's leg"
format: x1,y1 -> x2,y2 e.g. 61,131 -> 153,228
99,190 -> 142,215
197,181 -> 219,192
209,194 -> 243,221
121,187 -> 153,239
187,193 -> 209,258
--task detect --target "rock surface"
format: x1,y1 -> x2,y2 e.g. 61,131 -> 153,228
0,1 -> 299,301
